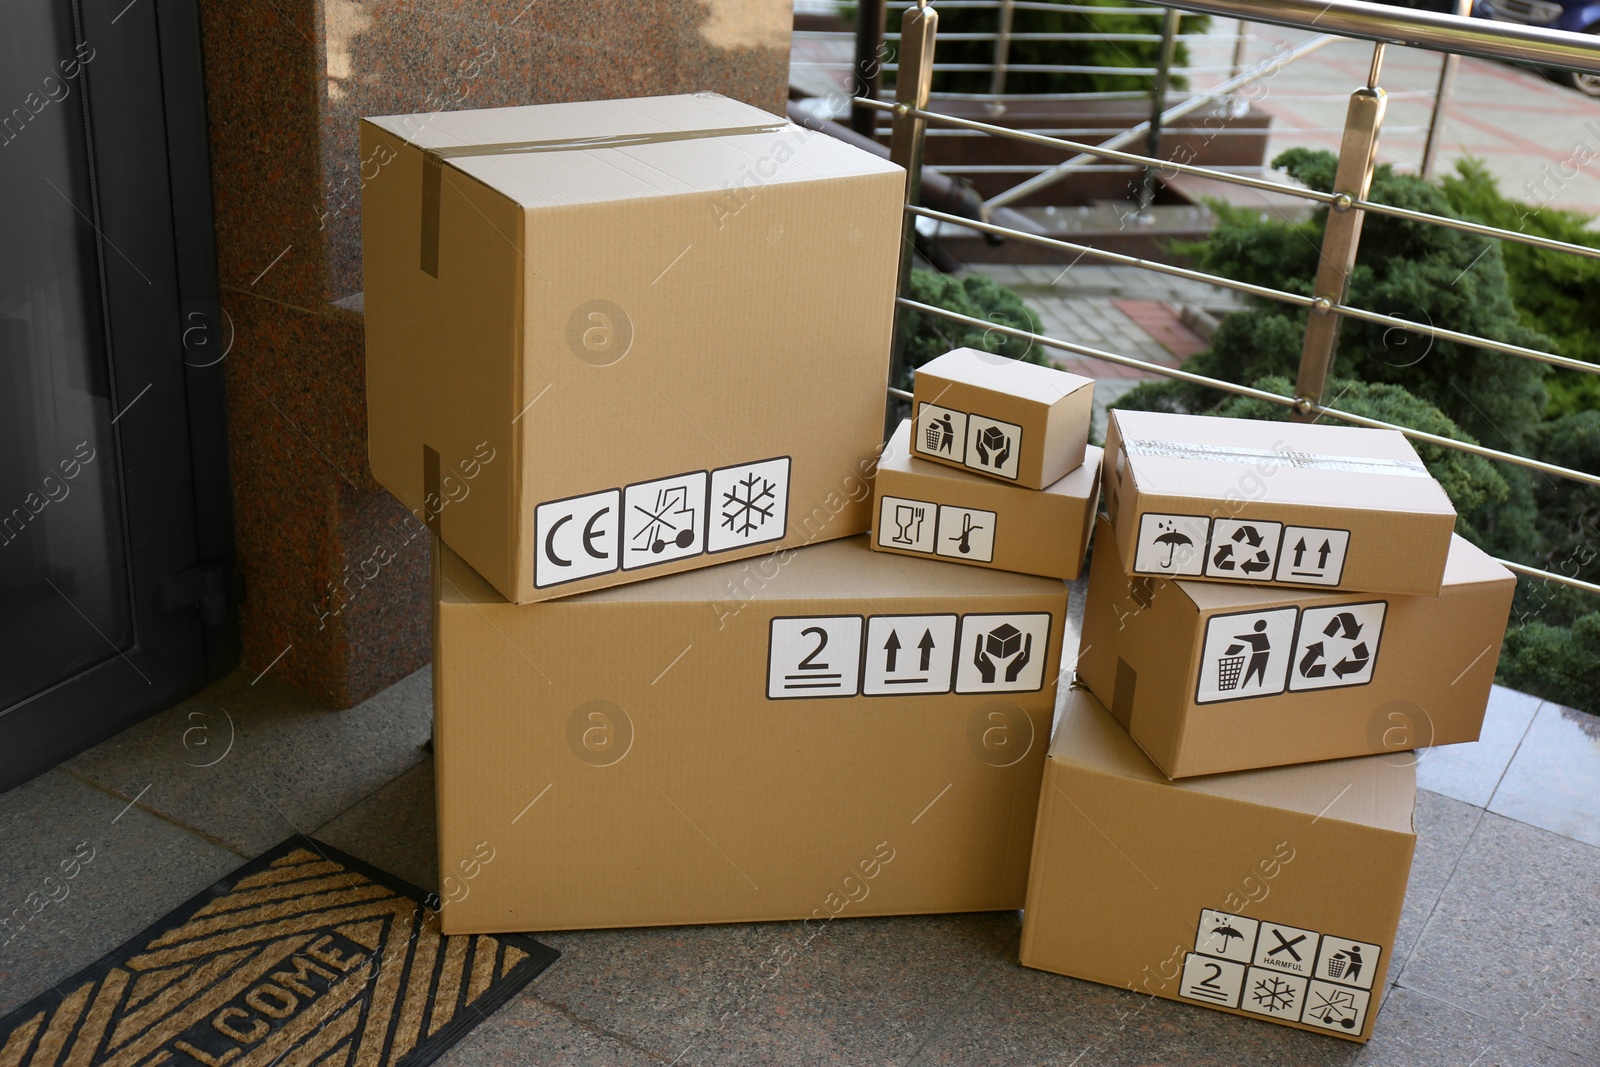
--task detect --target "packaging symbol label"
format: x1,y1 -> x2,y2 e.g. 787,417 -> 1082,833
709,457 -> 790,552
767,616 -> 864,699
879,495 -> 937,553
964,415 -> 1023,480
623,471 -> 708,570
1276,526 -> 1351,585
954,613 -> 1052,694
1133,513 -> 1210,576
1242,967 -> 1309,1020
535,489 -> 621,587
1205,518 -> 1284,579
936,505 -> 996,562
1195,608 -> 1299,704
1180,953 -> 1247,1007
915,402 -> 968,464
863,615 -> 959,695
913,402 -> 1023,479
1289,602 -> 1386,692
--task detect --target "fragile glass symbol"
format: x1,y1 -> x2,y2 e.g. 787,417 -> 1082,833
633,486 -> 696,554
892,504 -> 926,545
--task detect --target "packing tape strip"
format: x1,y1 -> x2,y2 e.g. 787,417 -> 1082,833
418,121 -> 793,277
1122,438 -> 1430,478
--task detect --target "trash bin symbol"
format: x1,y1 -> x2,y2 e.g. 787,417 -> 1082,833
1217,655 -> 1245,691
1327,955 -> 1349,979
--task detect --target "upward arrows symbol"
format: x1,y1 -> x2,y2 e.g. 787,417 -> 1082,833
884,631 -> 901,672
1292,538 -> 1307,567
1318,539 -> 1332,568
917,629 -> 936,671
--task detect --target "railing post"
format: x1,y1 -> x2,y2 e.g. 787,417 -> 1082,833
988,0 -> 1016,117
1293,42 -> 1387,420
1420,0 -> 1472,178
851,0 -> 888,138
887,0 -> 939,432
1138,8 -> 1183,220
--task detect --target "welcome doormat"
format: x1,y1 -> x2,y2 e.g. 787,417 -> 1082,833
0,838 -> 557,1067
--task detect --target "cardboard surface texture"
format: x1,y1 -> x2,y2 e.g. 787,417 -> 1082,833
433,537 -> 1068,934
1103,410 -> 1456,596
1021,688 -> 1416,1043
912,349 -> 1094,490
1077,518 -> 1515,777
872,420 -> 1100,580
363,94 -> 904,602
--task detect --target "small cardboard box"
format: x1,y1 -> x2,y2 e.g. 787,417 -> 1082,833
1103,410 -> 1456,596
872,419 -> 1100,579
911,349 -> 1094,489
1077,517 -> 1514,778
362,94 -> 904,603
1021,688 -> 1416,1043
433,536 -> 1067,934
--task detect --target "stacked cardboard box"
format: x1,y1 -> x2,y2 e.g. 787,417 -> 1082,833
1020,409 -> 1516,1042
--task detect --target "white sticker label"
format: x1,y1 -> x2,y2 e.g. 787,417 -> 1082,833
965,415 -> 1022,480
535,489 -> 620,588
1276,526 -> 1351,586
1205,518 -> 1283,580
1195,608 -> 1298,703
1241,967 -> 1308,1020
1180,953 -> 1246,1008
1289,602 -> 1385,692
622,471 -> 707,570
1251,922 -> 1320,977
767,616 -> 863,699
954,613 -> 1052,694
709,457 -> 790,553
1302,980 -> 1371,1034
863,615 -> 958,695
1133,513 -> 1209,576
1196,909 -> 1259,964
878,495 -> 937,554
915,402 -> 967,464
1311,936 -> 1381,990
936,505 -> 996,562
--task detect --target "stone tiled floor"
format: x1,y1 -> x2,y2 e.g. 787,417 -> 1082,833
3,613 -> 1596,1065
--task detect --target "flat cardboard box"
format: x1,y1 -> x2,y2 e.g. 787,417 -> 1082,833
1021,688 -> 1415,1043
1103,410 -> 1456,596
1077,517 -> 1514,777
363,94 -> 904,602
911,348 -> 1093,490
872,419 -> 1100,580
434,536 -> 1068,934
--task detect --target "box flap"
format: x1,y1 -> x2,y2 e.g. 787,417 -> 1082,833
1051,687 -> 1415,833
1110,409 -> 1454,517
440,535 -> 1066,607
918,348 -> 1092,406
365,94 -> 902,209
1177,533 -> 1510,611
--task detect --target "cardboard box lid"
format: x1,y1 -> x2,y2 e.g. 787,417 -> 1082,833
440,534 -> 1067,607
365,93 -> 902,209
1051,687 -> 1415,834
1110,410 -> 1454,517
883,420 -> 1101,499
918,348 -> 1093,407
1175,532 -> 1512,612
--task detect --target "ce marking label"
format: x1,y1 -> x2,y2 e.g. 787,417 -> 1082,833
535,489 -> 620,587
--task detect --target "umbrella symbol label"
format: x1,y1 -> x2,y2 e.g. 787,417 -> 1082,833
1132,513 -> 1211,576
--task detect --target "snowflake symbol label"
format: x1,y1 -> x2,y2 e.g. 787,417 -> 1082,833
708,457 -> 790,552
1242,968 -> 1306,1020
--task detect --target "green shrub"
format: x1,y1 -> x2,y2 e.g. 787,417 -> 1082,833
1497,613 -> 1600,711
893,269 -> 1046,391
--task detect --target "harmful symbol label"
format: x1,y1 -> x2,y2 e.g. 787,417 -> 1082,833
767,616 -> 864,699
1195,608 -> 1297,704
1251,921 -> 1320,976
1289,602 -> 1386,693
1180,953 -> 1246,1008
535,489 -> 620,588
863,615 -> 957,695
1132,513 -> 1209,576
1275,525 -> 1351,586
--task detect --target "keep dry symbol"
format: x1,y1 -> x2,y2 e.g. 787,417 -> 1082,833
1210,922 -> 1247,951
1152,519 -> 1193,568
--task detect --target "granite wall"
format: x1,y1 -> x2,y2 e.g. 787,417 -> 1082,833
197,0 -> 793,705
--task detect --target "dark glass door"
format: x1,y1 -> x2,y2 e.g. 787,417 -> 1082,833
0,0 -> 236,790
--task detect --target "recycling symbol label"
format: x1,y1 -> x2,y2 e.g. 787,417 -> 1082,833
1289,602 -> 1386,692
1204,519 -> 1282,580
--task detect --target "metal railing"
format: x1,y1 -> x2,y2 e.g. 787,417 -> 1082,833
872,0 -> 1600,598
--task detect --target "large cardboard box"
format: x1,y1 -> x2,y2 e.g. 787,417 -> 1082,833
872,420 -> 1100,580
912,348 -> 1093,489
1021,688 -> 1416,1043
1103,410 -> 1456,596
363,94 -> 904,602
433,537 -> 1067,934
1077,518 -> 1514,777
